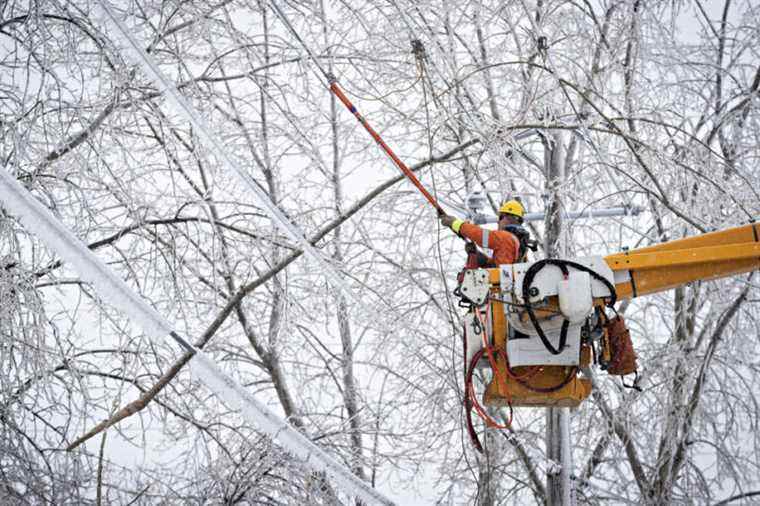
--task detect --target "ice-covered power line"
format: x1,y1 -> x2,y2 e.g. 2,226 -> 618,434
0,166 -> 395,506
96,1 -> 366,313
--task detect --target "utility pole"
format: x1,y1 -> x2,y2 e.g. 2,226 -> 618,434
544,131 -> 574,506
462,133 -> 638,506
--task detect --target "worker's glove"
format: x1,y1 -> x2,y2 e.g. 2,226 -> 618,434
440,214 -> 456,228
464,241 -> 477,254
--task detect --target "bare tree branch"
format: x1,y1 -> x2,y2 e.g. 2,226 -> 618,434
64,139 -> 478,450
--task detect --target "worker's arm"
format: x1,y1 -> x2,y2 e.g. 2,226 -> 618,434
453,220 -> 484,244
440,215 -> 475,240
440,215 -> 520,264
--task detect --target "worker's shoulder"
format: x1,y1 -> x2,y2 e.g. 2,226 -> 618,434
491,228 -> 519,240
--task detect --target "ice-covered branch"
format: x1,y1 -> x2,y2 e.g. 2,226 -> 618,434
0,165 -> 394,506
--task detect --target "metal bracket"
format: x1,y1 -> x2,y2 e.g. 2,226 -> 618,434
458,269 -> 490,306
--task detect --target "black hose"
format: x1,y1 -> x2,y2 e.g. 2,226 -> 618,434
521,259 -> 617,355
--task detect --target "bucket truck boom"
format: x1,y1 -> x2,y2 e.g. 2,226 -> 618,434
460,223 -> 760,412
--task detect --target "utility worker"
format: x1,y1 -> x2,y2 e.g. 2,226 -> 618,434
445,200 -> 530,447
440,200 -> 526,266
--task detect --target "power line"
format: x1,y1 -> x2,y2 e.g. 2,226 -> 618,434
97,0 -> 368,314
0,161 -> 395,506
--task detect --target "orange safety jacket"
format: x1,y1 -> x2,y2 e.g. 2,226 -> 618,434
455,221 -> 521,265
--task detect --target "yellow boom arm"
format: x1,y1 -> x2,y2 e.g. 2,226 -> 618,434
605,223 -> 760,299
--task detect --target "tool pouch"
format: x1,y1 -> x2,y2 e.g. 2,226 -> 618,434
602,315 -> 637,376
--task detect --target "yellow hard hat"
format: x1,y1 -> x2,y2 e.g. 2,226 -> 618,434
499,199 -> 525,218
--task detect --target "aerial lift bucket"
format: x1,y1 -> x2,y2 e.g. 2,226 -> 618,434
482,290 -> 593,408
